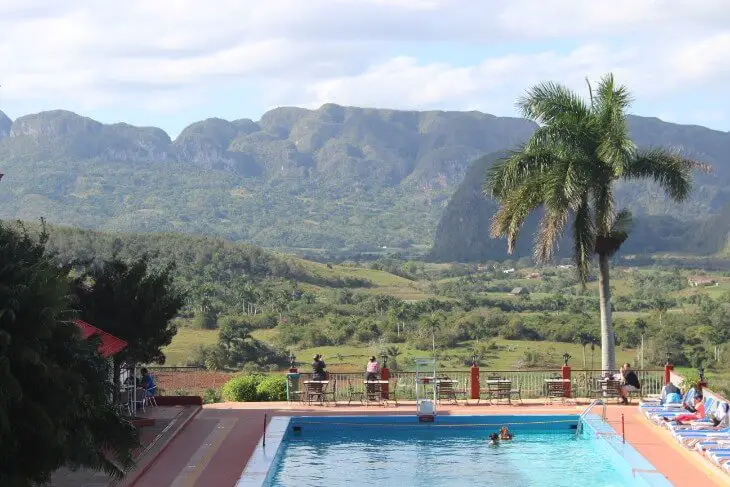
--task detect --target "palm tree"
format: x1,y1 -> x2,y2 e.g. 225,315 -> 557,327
486,73 -> 707,372
424,313 -> 444,353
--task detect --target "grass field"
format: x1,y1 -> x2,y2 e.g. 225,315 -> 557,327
162,327 -> 218,366
160,264 -> 730,376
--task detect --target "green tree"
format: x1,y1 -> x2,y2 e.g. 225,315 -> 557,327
651,295 -> 672,327
73,256 -> 185,390
423,312 -> 445,353
630,317 -> 648,368
0,223 -> 138,486
574,328 -> 598,369
486,73 -> 703,371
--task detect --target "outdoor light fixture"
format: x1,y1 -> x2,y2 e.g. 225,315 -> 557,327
698,366 -> 705,381
289,353 -> 296,368
471,353 -> 478,367
563,352 -> 571,366
665,352 -> 672,365
382,355 -> 388,368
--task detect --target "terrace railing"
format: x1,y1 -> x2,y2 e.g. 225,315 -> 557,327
147,366 -> 666,401
569,369 -> 664,398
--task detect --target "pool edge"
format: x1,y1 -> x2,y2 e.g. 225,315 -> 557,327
583,413 -> 673,486
235,416 -> 291,487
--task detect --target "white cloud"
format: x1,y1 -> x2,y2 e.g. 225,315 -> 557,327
0,0 -> 728,131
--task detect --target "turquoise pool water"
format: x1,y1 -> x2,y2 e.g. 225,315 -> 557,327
258,416 -> 669,487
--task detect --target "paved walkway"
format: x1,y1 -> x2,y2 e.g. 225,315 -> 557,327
128,400 -> 730,487
604,408 -> 730,486
48,406 -> 194,487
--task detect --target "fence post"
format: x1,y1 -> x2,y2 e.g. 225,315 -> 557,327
664,361 -> 674,385
381,366 -> 390,399
470,364 -> 480,400
562,364 -> 571,398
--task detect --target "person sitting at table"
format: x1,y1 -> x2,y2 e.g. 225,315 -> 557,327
312,354 -> 327,380
139,368 -> 157,397
365,356 -> 380,381
365,356 -> 380,394
619,363 -> 640,405
499,426 -> 513,440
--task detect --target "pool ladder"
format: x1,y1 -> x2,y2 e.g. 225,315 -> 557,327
577,399 -> 606,435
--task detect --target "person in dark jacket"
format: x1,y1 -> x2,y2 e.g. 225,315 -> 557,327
311,354 -> 327,380
619,363 -> 640,405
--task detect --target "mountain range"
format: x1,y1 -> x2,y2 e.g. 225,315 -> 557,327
0,105 -> 728,260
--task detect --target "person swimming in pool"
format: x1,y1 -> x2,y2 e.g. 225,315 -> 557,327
488,433 -> 500,445
499,426 -> 513,440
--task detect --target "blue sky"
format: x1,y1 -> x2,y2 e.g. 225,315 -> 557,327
1,0 -> 729,137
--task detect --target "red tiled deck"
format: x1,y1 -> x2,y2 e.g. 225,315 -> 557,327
130,402 -> 730,487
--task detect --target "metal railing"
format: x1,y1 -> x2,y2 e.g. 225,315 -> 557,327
148,366 -> 666,401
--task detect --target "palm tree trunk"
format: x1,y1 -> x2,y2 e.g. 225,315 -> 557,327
598,253 -> 616,372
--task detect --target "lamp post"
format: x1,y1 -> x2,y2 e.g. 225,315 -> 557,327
289,352 -> 296,369
471,353 -> 478,367
698,366 -> 705,382
382,355 -> 388,369
563,352 -> 571,367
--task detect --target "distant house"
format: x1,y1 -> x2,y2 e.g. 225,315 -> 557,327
526,272 -> 541,280
688,276 -> 718,287
558,264 -> 575,269
503,268 -> 515,274
510,287 -> 530,296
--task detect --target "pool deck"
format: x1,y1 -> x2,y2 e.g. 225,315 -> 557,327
128,401 -> 730,487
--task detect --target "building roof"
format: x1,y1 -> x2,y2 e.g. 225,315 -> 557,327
688,276 -> 716,283
74,319 -> 128,358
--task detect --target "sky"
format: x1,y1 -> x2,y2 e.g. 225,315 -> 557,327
1,0 -> 729,137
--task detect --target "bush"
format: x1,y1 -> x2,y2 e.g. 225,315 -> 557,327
202,388 -> 222,404
256,375 -> 288,401
221,375 -> 263,402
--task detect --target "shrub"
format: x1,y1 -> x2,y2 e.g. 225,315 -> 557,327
221,375 -> 263,402
256,375 -> 288,401
202,388 -> 222,404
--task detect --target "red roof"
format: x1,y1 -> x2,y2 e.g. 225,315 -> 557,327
74,319 -> 128,358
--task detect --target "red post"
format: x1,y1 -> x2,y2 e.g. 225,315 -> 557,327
470,365 -> 480,400
561,364 -> 571,398
381,367 -> 390,399
664,363 -> 674,385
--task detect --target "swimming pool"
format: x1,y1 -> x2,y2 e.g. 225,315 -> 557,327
238,415 -> 672,487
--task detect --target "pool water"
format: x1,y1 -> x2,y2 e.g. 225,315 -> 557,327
264,416 -> 648,487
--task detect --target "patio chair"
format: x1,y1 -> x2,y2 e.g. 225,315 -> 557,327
143,387 -> 158,408
505,380 -> 522,405
545,381 -> 567,405
346,379 -> 364,406
305,381 -> 326,405
324,377 -> 337,406
592,379 -> 622,403
437,378 -> 459,405
476,376 -> 499,405
387,378 -> 399,407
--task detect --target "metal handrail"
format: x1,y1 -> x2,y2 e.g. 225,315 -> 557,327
577,398 -> 606,436
581,398 -> 607,421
